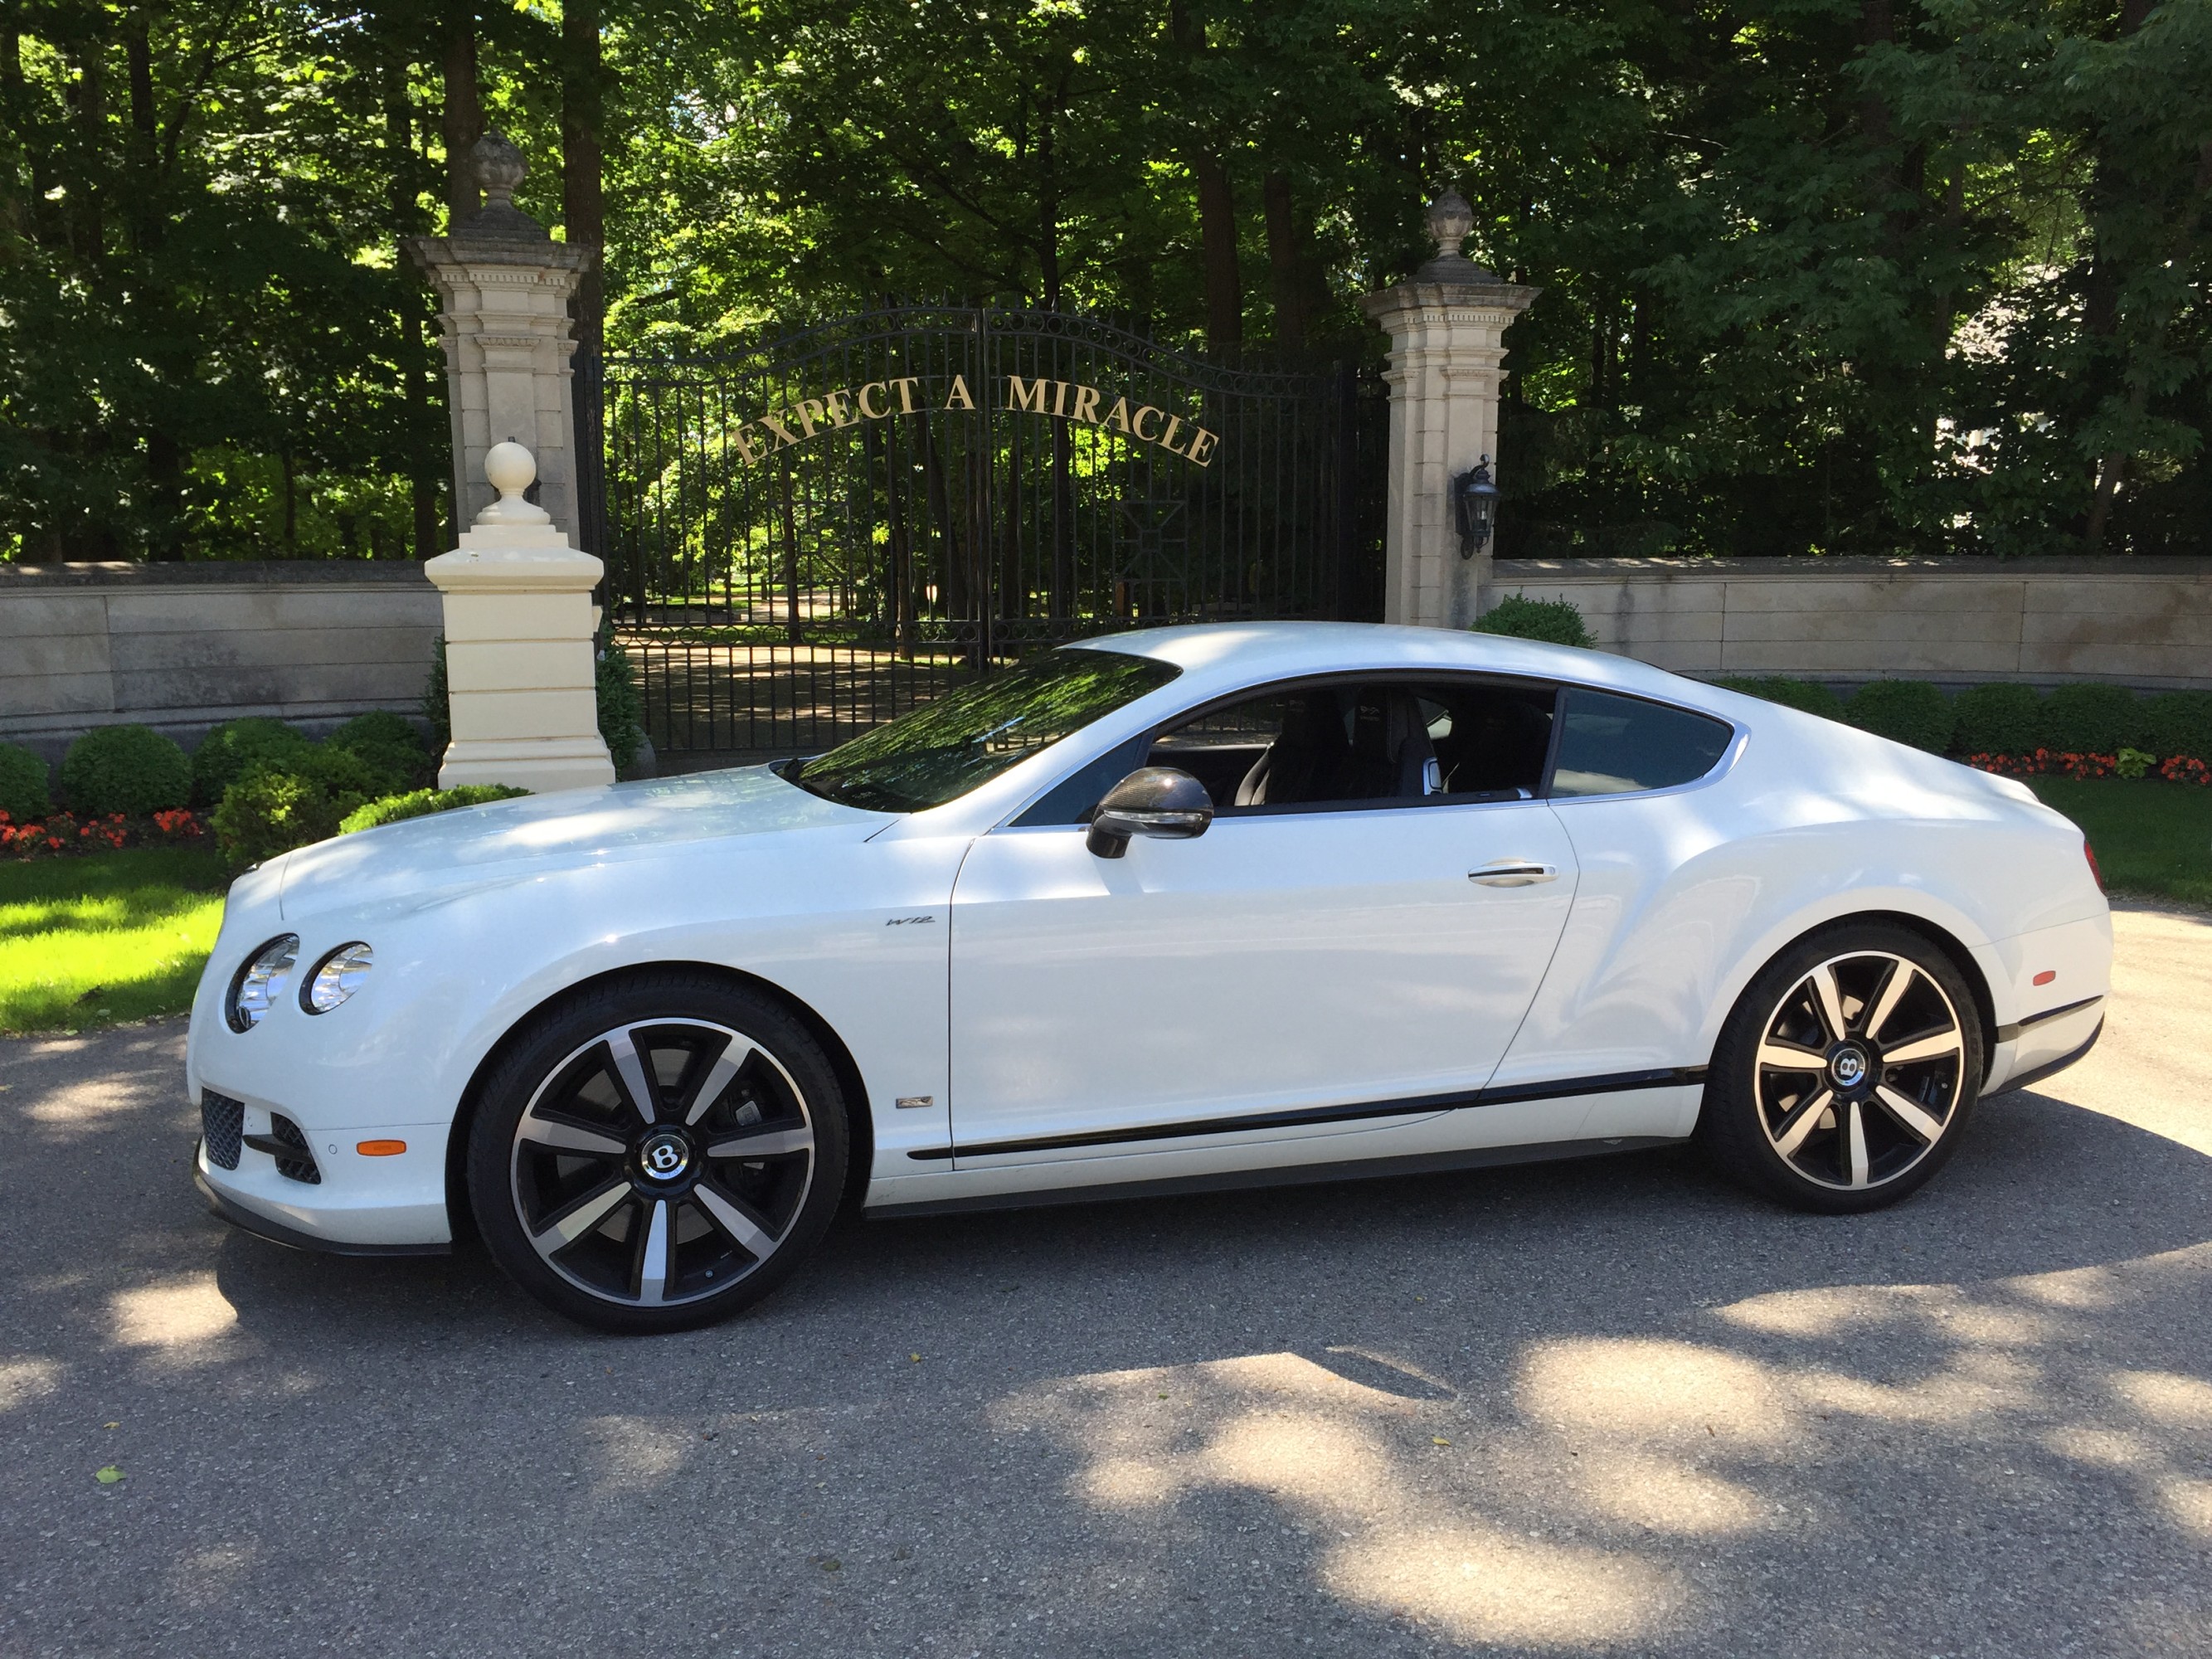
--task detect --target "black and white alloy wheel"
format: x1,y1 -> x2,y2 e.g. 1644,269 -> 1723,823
1699,925 -> 1984,1213
469,976 -> 848,1331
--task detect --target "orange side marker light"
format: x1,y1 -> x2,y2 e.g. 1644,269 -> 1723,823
2032,971 -> 2056,987
357,1140 -> 407,1157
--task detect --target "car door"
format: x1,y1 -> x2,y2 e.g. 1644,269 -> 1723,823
946,676 -> 1580,1162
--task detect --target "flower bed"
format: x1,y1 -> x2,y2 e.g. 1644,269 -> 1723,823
0,807 -> 211,860
1964,750 -> 2211,785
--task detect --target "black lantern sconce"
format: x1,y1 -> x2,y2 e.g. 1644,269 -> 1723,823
1451,457 -> 1499,558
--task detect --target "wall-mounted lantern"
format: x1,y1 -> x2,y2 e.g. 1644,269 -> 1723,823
1452,457 -> 1499,557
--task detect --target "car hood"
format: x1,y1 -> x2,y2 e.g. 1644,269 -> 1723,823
277,766 -> 888,918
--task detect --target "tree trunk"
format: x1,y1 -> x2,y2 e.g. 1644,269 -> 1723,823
387,59 -> 442,557
1194,153 -> 1241,350
441,7 -> 481,230
561,0 -> 605,358
70,37 -> 105,261
2078,0 -> 2165,551
1262,170 -> 1308,350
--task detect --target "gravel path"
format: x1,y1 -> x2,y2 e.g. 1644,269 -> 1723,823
2,902 -> 2208,1657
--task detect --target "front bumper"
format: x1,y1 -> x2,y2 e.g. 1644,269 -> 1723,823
195,1157 -> 449,1258
192,1095 -> 455,1251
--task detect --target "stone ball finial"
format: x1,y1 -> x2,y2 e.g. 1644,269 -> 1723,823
477,440 -> 552,527
470,132 -> 527,206
1425,190 -> 1476,260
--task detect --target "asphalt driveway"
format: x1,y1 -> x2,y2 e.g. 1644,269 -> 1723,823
3,903 -> 2210,1657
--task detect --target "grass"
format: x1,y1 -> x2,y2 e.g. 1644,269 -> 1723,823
0,848 -> 228,1035
2030,778 -> 2212,907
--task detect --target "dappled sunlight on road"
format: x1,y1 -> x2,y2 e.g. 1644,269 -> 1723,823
109,1271 -> 240,1355
997,1238 -> 2212,1647
993,1351 -> 1694,1647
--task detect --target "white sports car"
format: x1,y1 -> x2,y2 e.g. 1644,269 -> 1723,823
187,623 -> 2112,1331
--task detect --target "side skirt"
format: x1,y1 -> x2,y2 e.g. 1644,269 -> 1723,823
865,1135 -> 1684,1220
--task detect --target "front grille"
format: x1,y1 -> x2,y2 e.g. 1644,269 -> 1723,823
266,1114 -> 321,1185
202,1092 -> 244,1170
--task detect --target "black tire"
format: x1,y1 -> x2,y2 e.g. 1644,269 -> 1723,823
468,972 -> 850,1333
1696,922 -> 1984,1214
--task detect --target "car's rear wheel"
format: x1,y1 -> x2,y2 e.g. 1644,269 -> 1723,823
468,974 -> 848,1332
1697,924 -> 1984,1214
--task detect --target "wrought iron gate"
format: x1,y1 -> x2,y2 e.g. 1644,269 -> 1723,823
578,305 -> 1383,757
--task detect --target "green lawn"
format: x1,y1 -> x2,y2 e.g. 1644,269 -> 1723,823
2030,778 -> 2212,907
0,848 -> 228,1035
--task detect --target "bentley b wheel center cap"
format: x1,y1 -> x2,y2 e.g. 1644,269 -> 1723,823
1830,1045 -> 1869,1091
638,1131 -> 692,1183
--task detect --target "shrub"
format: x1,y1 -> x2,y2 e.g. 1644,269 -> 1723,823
1471,594 -> 1595,649
2139,691 -> 2212,761
1950,683 -> 2040,757
329,713 -> 435,793
210,744 -> 409,866
191,717 -> 313,807
1716,676 -> 1848,722
61,724 -> 192,815
1845,680 -> 1955,753
213,763 -> 342,867
597,632 -> 644,773
0,742 -> 53,821
339,784 -> 532,834
2039,683 -> 2143,756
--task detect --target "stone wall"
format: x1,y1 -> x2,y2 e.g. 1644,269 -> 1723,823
1490,556 -> 2212,689
0,563 -> 441,761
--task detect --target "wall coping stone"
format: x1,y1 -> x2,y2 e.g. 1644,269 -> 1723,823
1,562 -> 436,589
1496,555 -> 2212,580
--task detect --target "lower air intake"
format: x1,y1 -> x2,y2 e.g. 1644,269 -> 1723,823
202,1092 -> 245,1170
266,1114 -> 322,1185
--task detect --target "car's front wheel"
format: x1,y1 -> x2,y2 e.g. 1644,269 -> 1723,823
1698,924 -> 1985,1214
468,973 -> 848,1332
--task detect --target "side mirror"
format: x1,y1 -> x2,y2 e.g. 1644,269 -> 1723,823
1087,767 -> 1213,859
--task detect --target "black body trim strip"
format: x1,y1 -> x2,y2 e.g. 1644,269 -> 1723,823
1995,995 -> 2103,1044
906,1065 -> 1709,1162
1995,1018 -> 2104,1095
194,1164 -> 451,1258
874,1136 -> 1683,1217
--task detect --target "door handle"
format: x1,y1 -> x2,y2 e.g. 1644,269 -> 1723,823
1470,860 -> 1558,887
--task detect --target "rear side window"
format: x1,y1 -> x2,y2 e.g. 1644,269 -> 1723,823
1548,688 -> 1733,798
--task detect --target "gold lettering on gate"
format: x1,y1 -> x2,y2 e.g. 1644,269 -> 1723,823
722,374 -> 1217,468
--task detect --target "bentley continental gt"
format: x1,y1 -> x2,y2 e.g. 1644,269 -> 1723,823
187,623 -> 2112,1331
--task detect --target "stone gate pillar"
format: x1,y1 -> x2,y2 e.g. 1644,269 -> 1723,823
405,134 -> 597,543
1359,193 -> 1539,629
426,441 -> 615,794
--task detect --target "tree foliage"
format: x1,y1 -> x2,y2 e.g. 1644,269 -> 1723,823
4,0 -> 2208,562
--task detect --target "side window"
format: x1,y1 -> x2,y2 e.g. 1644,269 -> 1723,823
1150,679 -> 1547,814
1548,688 -> 1733,798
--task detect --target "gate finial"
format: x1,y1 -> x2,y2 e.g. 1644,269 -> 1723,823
478,440 -> 552,527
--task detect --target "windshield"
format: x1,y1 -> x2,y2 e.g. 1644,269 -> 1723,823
787,648 -> 1182,813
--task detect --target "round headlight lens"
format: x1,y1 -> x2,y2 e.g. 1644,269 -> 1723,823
226,935 -> 300,1033
303,942 -> 374,1014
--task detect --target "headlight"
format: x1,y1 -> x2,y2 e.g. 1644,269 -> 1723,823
226,935 -> 300,1032
302,942 -> 374,1014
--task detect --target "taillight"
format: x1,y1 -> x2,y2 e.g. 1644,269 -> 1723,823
2084,839 -> 2103,892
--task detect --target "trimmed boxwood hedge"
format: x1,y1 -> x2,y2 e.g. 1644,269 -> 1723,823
1846,680 -> 1955,753
1715,676 -> 1848,722
0,742 -> 53,821
191,718 -> 314,808
61,724 -> 192,815
1951,683 -> 2041,756
1471,595 -> 1596,649
2039,683 -> 2145,756
338,784 -> 532,834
